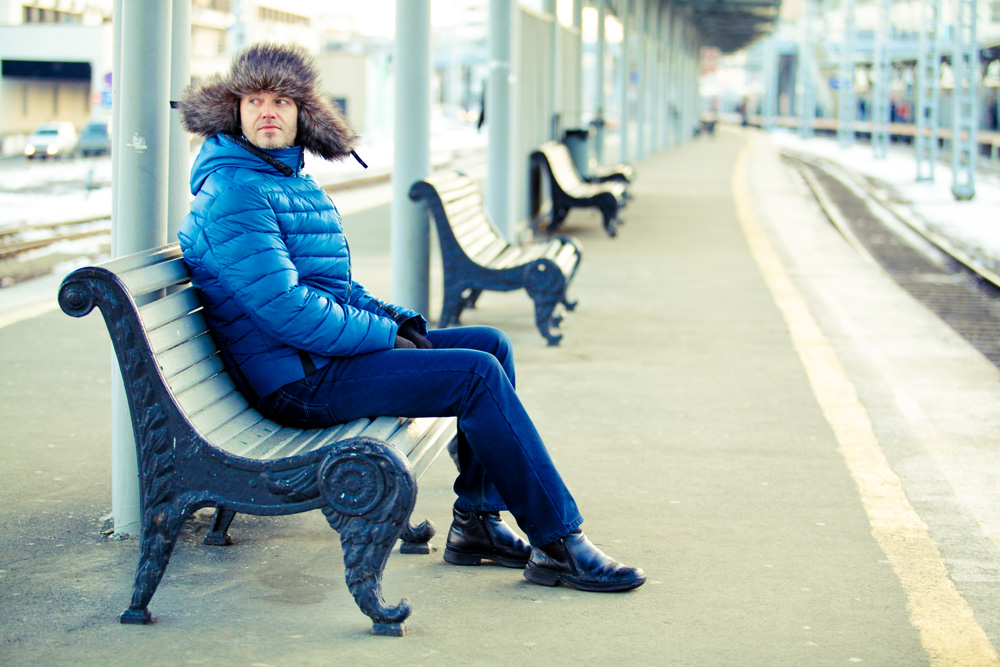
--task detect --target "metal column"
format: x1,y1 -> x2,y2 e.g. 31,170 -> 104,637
487,0 -> 515,237
762,31 -> 778,133
837,0 -> 856,149
796,0 -> 816,139
573,0 -> 584,124
669,7 -> 682,145
618,0 -> 632,164
545,0 -> 560,139
634,0 -> 646,160
595,0 -> 607,162
915,0 -> 942,182
111,0 -> 174,535
167,0 -> 191,241
951,0 -> 978,201
871,0 -> 891,159
651,2 -> 663,152
391,0 -> 432,314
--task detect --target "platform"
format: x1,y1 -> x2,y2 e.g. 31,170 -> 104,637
1,126 -> 998,666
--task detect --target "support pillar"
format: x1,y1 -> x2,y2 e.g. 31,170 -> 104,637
545,0 -> 560,138
797,0 -> 816,140
762,31 -> 778,133
951,0 -> 978,200
872,0 -> 891,159
111,0 -> 173,536
837,0 -> 856,149
391,0 -> 432,314
168,0 -> 190,241
634,0 -> 646,160
915,0 -> 942,182
594,0 -> 607,162
487,0 -> 516,238
618,0 -> 631,164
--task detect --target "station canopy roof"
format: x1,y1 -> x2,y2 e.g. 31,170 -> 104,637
613,0 -> 784,54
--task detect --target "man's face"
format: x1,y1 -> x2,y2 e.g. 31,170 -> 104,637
240,91 -> 298,150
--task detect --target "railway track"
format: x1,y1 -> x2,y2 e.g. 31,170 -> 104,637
782,150 -> 1000,369
0,216 -> 111,259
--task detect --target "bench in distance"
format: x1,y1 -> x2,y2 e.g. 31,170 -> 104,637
409,171 -> 582,346
58,244 -> 457,637
531,141 -> 628,237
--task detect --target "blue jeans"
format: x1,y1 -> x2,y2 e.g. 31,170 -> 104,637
256,326 -> 583,546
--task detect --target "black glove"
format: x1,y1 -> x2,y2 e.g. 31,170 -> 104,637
394,335 -> 416,349
397,318 -> 433,349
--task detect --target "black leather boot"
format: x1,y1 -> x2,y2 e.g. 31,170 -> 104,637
443,507 -> 531,568
523,530 -> 646,592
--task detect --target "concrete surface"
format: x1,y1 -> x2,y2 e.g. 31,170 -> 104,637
1,127 -> 998,666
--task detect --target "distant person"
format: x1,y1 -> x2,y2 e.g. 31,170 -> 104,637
175,42 -> 645,593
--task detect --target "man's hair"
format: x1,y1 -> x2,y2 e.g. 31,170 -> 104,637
177,42 -> 358,161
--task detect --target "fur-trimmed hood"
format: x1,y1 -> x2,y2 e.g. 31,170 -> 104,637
177,42 -> 359,162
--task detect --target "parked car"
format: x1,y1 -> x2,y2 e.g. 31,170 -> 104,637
78,120 -> 111,157
24,122 -> 78,159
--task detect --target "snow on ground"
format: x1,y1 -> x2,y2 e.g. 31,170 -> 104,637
770,130 -> 1000,270
1,116 -> 486,231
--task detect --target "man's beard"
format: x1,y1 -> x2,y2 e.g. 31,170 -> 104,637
255,133 -> 294,150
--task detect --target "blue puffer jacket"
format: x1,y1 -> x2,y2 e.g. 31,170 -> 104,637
178,134 -> 424,398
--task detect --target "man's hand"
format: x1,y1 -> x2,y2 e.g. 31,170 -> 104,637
397,318 -> 433,349
394,335 -> 417,349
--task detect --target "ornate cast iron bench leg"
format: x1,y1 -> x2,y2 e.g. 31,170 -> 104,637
120,503 -> 190,625
399,518 -> 437,554
318,438 -> 418,637
204,506 -> 237,546
524,261 -> 567,346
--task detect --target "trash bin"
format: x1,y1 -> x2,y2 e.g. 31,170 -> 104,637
562,128 -> 591,179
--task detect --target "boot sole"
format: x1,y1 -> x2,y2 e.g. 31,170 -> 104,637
443,547 -> 528,569
523,564 -> 646,592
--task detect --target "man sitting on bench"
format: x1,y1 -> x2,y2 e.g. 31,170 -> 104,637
175,42 -> 644,593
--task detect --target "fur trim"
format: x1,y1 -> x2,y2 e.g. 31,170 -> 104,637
177,42 -> 359,161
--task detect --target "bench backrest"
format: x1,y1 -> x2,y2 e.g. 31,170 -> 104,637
535,141 -> 586,190
410,171 -> 511,268
59,244 -> 455,470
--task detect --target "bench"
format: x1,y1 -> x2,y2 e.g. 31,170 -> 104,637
586,159 -> 635,188
57,244 -> 458,637
531,141 -> 628,237
409,171 -> 582,346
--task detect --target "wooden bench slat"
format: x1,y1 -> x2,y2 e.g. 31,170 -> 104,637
156,332 -> 216,379
205,407 -> 267,448
454,219 -> 495,250
176,373 -> 240,416
213,418 -> 285,457
147,310 -> 209,355
138,286 -> 201,330
167,353 -> 225,395
469,238 -> 511,266
462,232 -> 506,261
406,418 -> 458,478
95,245 -> 184,279
119,257 -> 191,298
230,425 -> 297,458
188,390 -> 250,436
255,428 -> 328,459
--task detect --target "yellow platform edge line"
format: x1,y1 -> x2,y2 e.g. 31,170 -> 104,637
732,134 -> 999,667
